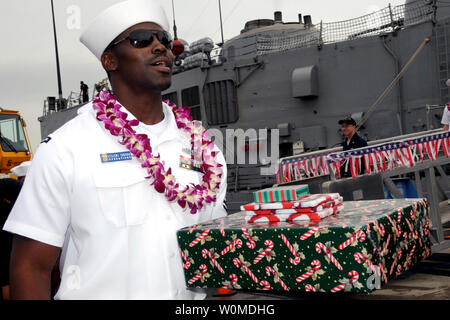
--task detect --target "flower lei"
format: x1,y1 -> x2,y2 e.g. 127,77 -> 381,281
93,90 -> 223,214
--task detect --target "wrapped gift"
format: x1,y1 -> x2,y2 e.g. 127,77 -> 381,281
245,204 -> 343,223
253,185 -> 309,203
177,199 -> 431,293
243,193 -> 341,210
244,198 -> 343,215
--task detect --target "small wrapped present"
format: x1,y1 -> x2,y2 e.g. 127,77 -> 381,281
242,197 -> 343,212
253,185 -> 309,203
245,204 -> 344,223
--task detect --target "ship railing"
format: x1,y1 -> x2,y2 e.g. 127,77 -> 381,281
277,128 -> 446,184
256,0 -> 435,55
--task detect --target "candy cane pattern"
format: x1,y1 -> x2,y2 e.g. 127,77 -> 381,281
405,244 -> 416,270
338,230 -> 366,250
386,215 -> 401,237
378,222 -> 385,236
315,242 -> 342,270
330,271 -> 359,293
259,280 -> 271,290
381,234 -> 391,256
305,284 -> 318,292
229,274 -> 238,287
296,260 -> 321,283
280,234 -> 301,265
389,249 -> 403,275
424,219 -> 430,235
372,220 -> 385,236
220,239 -> 243,256
300,228 -> 320,240
410,207 -> 416,221
233,258 -> 259,283
266,266 -> 289,291
202,249 -> 225,274
189,229 -> 210,247
180,249 -> 191,269
241,228 -> 256,249
253,240 -> 274,264
354,252 -> 376,273
221,274 -> 238,289
188,225 -> 198,234
378,263 -> 387,283
397,209 -> 402,224
187,264 -> 207,285
219,219 -> 226,237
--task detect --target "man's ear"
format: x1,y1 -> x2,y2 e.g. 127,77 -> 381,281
101,50 -> 119,73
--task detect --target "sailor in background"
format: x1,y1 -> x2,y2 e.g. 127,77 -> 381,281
338,117 -> 368,177
80,81 -> 89,103
442,79 -> 450,131
3,0 -> 227,300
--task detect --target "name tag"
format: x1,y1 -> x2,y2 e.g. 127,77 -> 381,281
179,155 -> 203,173
100,151 -> 132,163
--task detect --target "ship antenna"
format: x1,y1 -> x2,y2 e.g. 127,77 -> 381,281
50,0 -> 64,107
218,0 -> 225,46
172,0 -> 178,39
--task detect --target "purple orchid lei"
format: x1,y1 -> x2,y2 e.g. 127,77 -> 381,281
93,90 -> 223,214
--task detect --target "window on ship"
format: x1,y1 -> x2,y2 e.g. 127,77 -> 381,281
181,86 -> 201,121
162,91 -> 179,106
203,80 -> 238,125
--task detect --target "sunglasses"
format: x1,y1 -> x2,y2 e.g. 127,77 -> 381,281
107,29 -> 173,50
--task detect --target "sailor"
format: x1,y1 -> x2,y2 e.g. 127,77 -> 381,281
79,81 -> 89,103
338,117 -> 368,177
443,104 -> 450,131
3,0 -> 227,300
443,79 -> 450,131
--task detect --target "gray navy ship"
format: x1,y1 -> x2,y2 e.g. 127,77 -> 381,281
40,0 -> 450,212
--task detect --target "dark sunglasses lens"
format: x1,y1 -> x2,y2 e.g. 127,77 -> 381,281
129,30 -> 154,48
157,31 -> 173,49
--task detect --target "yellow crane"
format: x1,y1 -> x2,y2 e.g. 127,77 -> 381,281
0,108 -> 32,174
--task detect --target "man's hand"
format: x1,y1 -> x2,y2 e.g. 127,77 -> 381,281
444,124 -> 449,131
9,235 -> 61,300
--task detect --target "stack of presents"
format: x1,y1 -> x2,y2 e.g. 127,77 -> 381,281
242,185 -> 343,223
177,184 -> 432,293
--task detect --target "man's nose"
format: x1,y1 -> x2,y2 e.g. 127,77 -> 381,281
151,37 -> 167,54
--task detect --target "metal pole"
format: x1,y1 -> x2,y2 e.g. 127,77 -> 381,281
218,0 -> 225,45
171,0 -> 178,39
50,0 -> 63,106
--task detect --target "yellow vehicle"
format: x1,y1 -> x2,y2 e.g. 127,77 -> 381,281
0,108 -> 32,174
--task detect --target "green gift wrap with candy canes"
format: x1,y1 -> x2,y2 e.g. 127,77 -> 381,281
177,199 -> 431,293
253,185 -> 310,203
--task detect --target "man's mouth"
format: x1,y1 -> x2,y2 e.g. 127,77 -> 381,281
150,59 -> 172,74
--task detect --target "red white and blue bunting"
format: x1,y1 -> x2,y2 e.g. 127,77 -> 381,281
277,131 -> 450,183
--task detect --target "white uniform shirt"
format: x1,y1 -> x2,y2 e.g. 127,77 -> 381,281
3,101 -> 227,300
442,105 -> 450,128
